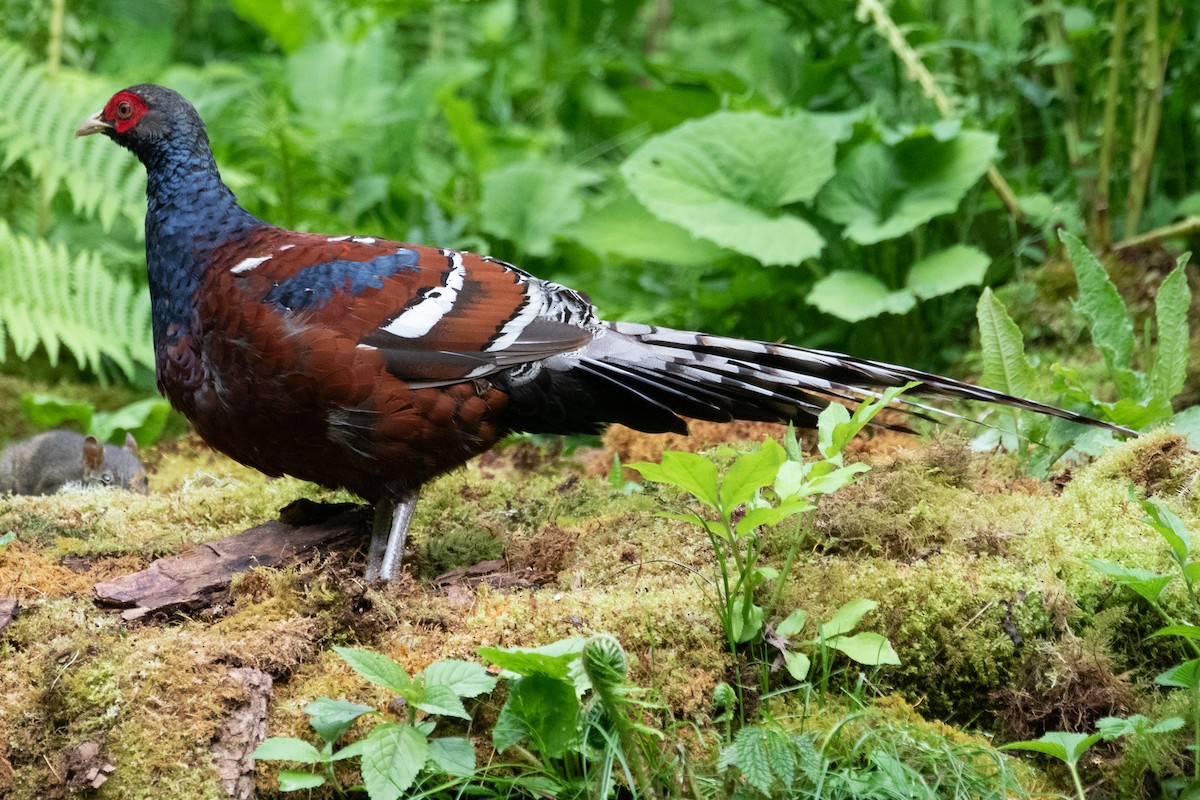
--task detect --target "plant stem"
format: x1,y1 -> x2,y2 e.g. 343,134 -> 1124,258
764,515 -> 806,619
855,0 -> 1023,223
1125,3 -> 1177,239
1094,0 -> 1130,249
1113,216 -> 1200,251
1067,762 -> 1088,800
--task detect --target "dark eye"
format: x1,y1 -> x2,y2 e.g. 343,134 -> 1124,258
102,473 -> 114,485
116,101 -> 133,120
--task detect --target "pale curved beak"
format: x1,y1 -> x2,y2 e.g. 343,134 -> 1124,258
75,111 -> 113,137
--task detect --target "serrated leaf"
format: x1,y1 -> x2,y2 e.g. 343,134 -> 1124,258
563,193 -> 731,267
829,631 -> 900,666
421,660 -> 497,699
820,599 -> 877,639
1061,231 -> 1142,398
491,674 -> 581,758
806,271 -> 916,322
253,737 -> 325,764
1156,659 -> 1200,689
1001,731 -> 1101,765
1150,259 -> 1191,404
976,288 -> 1036,399
905,245 -> 990,300
333,647 -> 412,694
304,697 -> 376,744
718,727 -> 774,794
414,683 -> 471,720
477,645 -> 578,679
621,111 -> 836,265
1087,559 -> 1172,603
427,737 -> 476,776
360,723 -> 429,800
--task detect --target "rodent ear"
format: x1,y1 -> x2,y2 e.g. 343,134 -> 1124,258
123,432 -> 140,456
83,435 -> 105,470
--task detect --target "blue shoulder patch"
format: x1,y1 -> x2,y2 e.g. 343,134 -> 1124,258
265,249 -> 421,311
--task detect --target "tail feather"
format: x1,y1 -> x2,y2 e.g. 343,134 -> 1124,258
496,321 -> 1135,438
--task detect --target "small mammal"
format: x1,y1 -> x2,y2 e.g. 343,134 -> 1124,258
0,430 -> 148,495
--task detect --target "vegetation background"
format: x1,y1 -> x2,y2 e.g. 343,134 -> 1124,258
4,0 -> 1200,798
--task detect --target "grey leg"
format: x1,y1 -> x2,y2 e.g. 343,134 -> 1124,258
364,490 -> 420,581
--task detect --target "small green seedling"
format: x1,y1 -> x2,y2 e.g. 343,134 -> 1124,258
254,647 -> 495,799
630,385 -> 911,655
771,599 -> 900,703
1002,731 -> 1101,800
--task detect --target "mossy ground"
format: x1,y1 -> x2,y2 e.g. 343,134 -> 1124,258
0,375 -> 1196,797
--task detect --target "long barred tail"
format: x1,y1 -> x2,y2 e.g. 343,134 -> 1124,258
502,321 -> 1133,438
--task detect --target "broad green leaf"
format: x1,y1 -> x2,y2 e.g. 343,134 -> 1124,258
730,596 -> 764,643
414,683 -> 471,720
1097,396 -> 1171,428
829,631 -> 901,666
905,245 -> 990,300
736,499 -> 814,535
230,0 -> 317,52
421,660 -> 497,699
477,644 -> 579,680
621,111 -> 836,265
1150,717 -> 1187,734
1148,624 -> 1200,642
492,674 -> 581,758
277,771 -> 325,791
1157,659 -> 1200,689
1060,231 -> 1142,398
1150,258 -> 1192,403
817,131 -> 997,244
802,463 -> 871,498
360,723 -> 428,800
820,598 -> 877,639
629,452 -> 720,509
776,609 -> 808,638
304,697 -> 376,744
253,737 -> 325,764
1138,497 -> 1191,561
816,403 -> 851,459
0,532 -> 13,547
427,737 -> 476,776
658,512 -> 730,541
1087,559 -> 1172,603
805,271 -> 916,322
333,647 -> 412,694
479,159 -> 600,257
563,194 -> 732,267
783,651 -> 811,681
90,397 -> 171,447
976,289 -> 1036,398
1172,406 -> 1200,450
1001,731 -> 1101,765
720,439 -> 787,511
19,392 -> 93,432
331,739 -> 367,761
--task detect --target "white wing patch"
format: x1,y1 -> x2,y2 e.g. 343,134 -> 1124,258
379,252 -> 467,339
486,286 -> 547,352
231,255 -> 272,274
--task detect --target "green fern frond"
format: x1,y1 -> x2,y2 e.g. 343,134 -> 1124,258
0,39 -> 144,232
0,222 -> 152,379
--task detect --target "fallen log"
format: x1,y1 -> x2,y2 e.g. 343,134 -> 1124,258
93,500 -> 368,619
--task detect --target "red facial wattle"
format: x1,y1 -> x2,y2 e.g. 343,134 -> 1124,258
102,91 -> 148,134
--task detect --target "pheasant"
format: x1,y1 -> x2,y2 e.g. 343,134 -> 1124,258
78,84 -> 1126,581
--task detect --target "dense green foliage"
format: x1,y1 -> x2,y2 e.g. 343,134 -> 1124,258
3,0 -> 1199,382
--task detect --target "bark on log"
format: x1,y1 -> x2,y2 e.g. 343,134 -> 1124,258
212,667 -> 273,800
93,501 -> 368,619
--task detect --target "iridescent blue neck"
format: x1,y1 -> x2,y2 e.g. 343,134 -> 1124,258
139,129 -> 262,343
